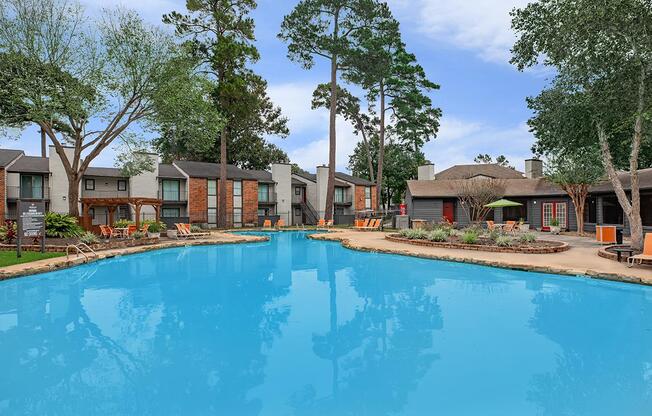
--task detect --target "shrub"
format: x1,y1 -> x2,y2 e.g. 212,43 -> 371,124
45,212 -> 82,238
460,231 -> 479,244
495,235 -> 513,247
132,231 -> 145,240
79,231 -> 100,245
190,225 -> 203,233
485,229 -> 502,241
0,220 -> 17,243
518,233 -> 537,244
147,221 -> 165,233
114,219 -> 133,228
427,229 -> 449,242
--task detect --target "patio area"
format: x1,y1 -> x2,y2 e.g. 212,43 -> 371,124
311,230 -> 652,285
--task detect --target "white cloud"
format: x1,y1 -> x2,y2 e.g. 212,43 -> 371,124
395,0 -> 531,64
267,82 -> 327,135
81,0 -> 179,25
423,115 -> 534,172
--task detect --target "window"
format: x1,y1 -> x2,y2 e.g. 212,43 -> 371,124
162,180 -> 180,201
503,199 -> 528,222
295,208 -> 301,216
117,180 -> 127,191
208,180 -> 217,196
89,208 -> 95,220
641,193 -> 652,226
20,174 -> 43,199
258,184 -> 269,202
602,196 -> 623,224
258,208 -> 269,216
295,187 -> 301,195
162,207 -> 180,218
119,206 -> 129,220
584,196 -> 597,223
233,207 -> 242,227
207,208 -> 217,224
364,186 -> 372,209
233,180 -> 242,197
335,187 -> 345,203
85,178 -> 95,191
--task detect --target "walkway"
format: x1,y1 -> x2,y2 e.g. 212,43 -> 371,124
312,230 -> 652,286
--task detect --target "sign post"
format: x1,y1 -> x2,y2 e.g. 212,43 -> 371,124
17,200 -> 46,257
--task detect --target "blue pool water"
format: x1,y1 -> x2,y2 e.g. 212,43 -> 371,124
0,231 -> 651,415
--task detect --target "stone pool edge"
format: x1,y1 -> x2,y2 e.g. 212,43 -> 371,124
0,233 -> 269,281
309,232 -> 651,287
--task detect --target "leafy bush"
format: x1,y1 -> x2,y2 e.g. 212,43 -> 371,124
485,229 -> 502,241
495,235 -> 513,247
460,230 -> 479,244
518,233 -> 537,244
132,231 -> 145,240
79,231 -> 100,245
190,225 -> 203,233
114,219 -> 133,228
427,229 -> 449,242
550,218 -> 560,227
45,212 -> 82,238
147,221 -> 165,233
0,220 -> 17,243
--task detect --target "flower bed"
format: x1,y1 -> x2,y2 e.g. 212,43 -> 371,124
0,237 -> 160,253
386,233 -> 569,254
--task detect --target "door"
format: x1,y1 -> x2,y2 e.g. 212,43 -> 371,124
542,202 -> 567,230
442,201 -> 455,223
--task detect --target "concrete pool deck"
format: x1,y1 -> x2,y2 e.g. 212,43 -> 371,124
311,230 -> 652,286
0,232 -> 268,280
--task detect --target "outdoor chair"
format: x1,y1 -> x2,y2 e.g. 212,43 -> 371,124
486,220 -> 495,231
99,225 -> 113,239
317,219 -> 326,228
127,225 -> 137,236
276,219 -> 286,228
355,218 -> 371,230
141,224 -> 149,234
263,219 -> 272,229
361,218 -> 382,231
504,221 -> 516,233
183,223 -> 211,238
628,233 -> 652,267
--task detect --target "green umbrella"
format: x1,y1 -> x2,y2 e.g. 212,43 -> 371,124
484,199 -> 523,208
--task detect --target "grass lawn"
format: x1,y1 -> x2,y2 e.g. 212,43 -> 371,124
0,251 -> 65,267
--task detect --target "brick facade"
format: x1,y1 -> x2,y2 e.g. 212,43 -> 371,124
188,178 -> 208,223
0,168 -> 5,223
243,180 -> 258,225
225,180 -> 233,228
354,185 -> 377,211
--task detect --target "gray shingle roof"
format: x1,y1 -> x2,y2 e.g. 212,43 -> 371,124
435,164 -> 525,180
335,172 -> 374,186
247,169 -> 275,183
85,167 -> 126,178
294,171 -> 316,182
158,163 -> 185,179
590,168 -> 652,192
7,156 -> 49,173
173,160 -> 253,180
0,149 -> 24,167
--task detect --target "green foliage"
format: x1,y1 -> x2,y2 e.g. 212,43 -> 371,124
146,221 -> 165,233
427,229 -> 449,242
131,231 -> 145,240
190,225 -> 203,233
45,212 -> 82,238
550,218 -> 560,227
399,228 -> 428,240
79,231 -> 100,245
0,220 -> 17,243
114,219 -> 133,228
0,251 -> 64,267
460,231 -> 479,245
485,228 -> 502,242
518,233 -> 537,244
494,235 -> 512,247
474,154 -> 514,169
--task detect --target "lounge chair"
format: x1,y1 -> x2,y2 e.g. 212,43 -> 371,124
317,219 -> 326,228
276,219 -> 285,228
99,225 -> 113,239
127,224 -> 137,236
628,233 -> 652,267
183,223 -> 211,238
486,220 -> 495,231
141,224 -> 149,234
503,221 -> 516,233
355,218 -> 371,230
326,220 -> 333,228
361,218 -> 382,231
263,219 -> 272,229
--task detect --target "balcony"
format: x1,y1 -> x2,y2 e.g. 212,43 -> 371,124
6,186 -> 50,200
334,195 -> 353,206
158,190 -> 188,203
258,192 -> 277,205
82,189 -> 130,199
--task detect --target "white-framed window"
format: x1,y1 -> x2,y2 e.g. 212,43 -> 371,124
364,186 -> 372,209
85,178 -> 95,191
208,179 -> 217,196
335,187 -> 345,203
162,207 -> 180,218
233,180 -> 242,197
258,183 -> 269,202
117,180 -> 127,191
162,180 -> 180,201
233,207 -> 242,227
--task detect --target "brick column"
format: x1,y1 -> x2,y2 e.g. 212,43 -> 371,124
243,180 -> 258,225
188,178 -> 207,223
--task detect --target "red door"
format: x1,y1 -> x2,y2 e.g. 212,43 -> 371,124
443,201 -> 455,223
542,202 -> 567,231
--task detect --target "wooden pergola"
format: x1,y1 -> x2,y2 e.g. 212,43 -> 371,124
80,197 -> 162,230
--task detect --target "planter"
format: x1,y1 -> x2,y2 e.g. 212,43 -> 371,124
147,232 -> 161,239
385,234 -> 570,254
166,230 -> 178,239
518,223 -> 530,232
549,226 -> 561,235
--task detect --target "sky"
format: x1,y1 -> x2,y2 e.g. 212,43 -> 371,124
3,0 -> 551,173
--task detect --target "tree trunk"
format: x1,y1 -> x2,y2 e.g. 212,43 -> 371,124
565,184 -> 588,237
40,128 -> 47,158
358,121 -> 375,183
218,128 -> 228,228
67,175 -> 81,217
324,12 -> 339,222
376,81 -> 386,213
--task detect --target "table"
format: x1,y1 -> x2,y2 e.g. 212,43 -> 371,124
114,227 -> 128,238
612,247 -> 634,262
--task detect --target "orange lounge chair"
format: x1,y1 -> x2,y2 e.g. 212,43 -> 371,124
141,224 -> 149,233
628,233 -> 652,267
127,224 -> 137,236
184,223 -> 210,238
355,218 -> 371,230
276,219 -> 286,228
361,218 -> 382,231
99,225 -> 113,239
263,219 -> 272,229
486,220 -> 495,231
317,219 -> 326,228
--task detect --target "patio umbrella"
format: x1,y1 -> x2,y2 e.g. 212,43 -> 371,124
484,199 -> 523,208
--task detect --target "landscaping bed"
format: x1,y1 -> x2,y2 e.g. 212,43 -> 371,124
0,237 -> 161,253
598,245 -> 649,264
387,228 -> 569,254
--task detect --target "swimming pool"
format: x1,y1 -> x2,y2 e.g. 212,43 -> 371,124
0,231 -> 650,415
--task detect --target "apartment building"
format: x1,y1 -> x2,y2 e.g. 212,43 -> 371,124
0,147 -> 377,228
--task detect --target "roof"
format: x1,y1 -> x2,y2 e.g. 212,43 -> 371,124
7,156 -> 49,173
85,167 -> 126,178
435,164 -> 525,180
0,149 -> 24,167
158,164 -> 185,179
335,172 -> 374,186
247,169 -> 275,183
590,168 -> 652,192
173,160 -> 252,180
292,178 -> 307,186
294,171 -> 316,182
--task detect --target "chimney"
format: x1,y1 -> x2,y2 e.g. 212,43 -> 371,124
525,159 -> 543,179
417,163 -> 435,181
271,163 -> 291,221
316,165 -> 329,217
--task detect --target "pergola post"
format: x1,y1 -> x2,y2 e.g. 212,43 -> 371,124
82,203 -> 91,230
154,205 -> 160,223
135,203 -> 142,230
108,206 -> 116,227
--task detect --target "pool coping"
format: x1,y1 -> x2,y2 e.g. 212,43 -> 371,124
309,231 -> 652,286
0,233 -> 269,281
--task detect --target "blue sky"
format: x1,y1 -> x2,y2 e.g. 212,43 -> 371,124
3,0 -> 550,173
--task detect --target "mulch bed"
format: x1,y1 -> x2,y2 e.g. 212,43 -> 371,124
386,234 -> 569,254
598,245 -> 649,264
